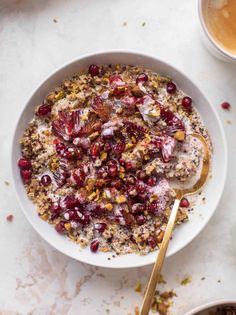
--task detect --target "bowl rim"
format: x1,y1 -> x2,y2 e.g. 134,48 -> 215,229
198,0 -> 236,61
185,299 -> 236,315
11,50 -> 228,268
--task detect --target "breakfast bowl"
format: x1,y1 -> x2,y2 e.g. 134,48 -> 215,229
11,51 -> 227,268
185,299 -> 236,315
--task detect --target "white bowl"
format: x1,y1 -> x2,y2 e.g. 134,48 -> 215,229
185,299 -> 236,315
11,51 -> 227,268
198,0 -> 236,63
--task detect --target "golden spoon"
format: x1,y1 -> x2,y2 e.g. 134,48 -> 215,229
140,132 -> 210,315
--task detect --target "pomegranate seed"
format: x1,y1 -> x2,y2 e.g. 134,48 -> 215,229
147,236 -> 157,248
18,158 -> 31,170
136,180 -> 146,194
55,142 -> 66,155
63,196 -> 78,209
90,141 -> 101,158
90,239 -> 99,253
113,143 -> 125,155
136,73 -> 148,84
182,96 -> 192,112
166,82 -> 177,94
136,170 -> 146,180
107,165 -> 118,177
122,211 -> 135,226
125,175 -> 135,185
147,202 -> 158,213
104,142 -> 112,152
131,203 -> 144,214
50,202 -> 61,215
125,161 -> 134,171
180,198 -> 190,208
136,214 -> 146,225
146,176 -> 157,186
65,210 -> 78,221
6,214 -> 14,222
55,221 -> 66,234
37,104 -> 51,117
89,64 -> 100,76
94,222 -> 107,233
221,102 -> 231,110
97,167 -> 108,179
73,168 -> 86,187
78,213 -> 90,225
92,205 -> 105,217
119,158 -> 126,166
40,174 -> 52,186
127,185 -> 138,197
110,178 -> 122,189
20,169 -> 32,184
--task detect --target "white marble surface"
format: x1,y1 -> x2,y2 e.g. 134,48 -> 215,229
0,0 -> 236,314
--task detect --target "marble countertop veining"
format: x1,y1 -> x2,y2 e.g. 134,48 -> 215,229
0,0 -> 236,314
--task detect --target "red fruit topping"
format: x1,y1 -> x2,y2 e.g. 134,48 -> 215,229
73,137 -> 91,150
147,236 -> 157,248
6,214 -> 13,222
146,176 -> 157,186
160,108 -> 185,134
20,169 -> 32,184
90,141 -> 101,158
136,73 -> 148,84
52,169 -> 68,188
50,202 -> 61,215
127,185 -> 138,197
90,239 -> 99,253
52,110 -> 81,141
18,158 -> 31,170
65,210 -> 78,221
104,142 -> 112,152
131,203 -> 144,214
122,95 -> 136,107
40,174 -> 52,186
221,102 -> 231,110
91,96 -> 111,121
55,221 -> 66,234
79,213 -> 91,225
180,197 -> 190,208
122,211 -> 135,226
182,96 -> 192,112
109,75 -> 127,97
125,161 -> 134,171
109,75 -> 124,88
110,178 -> 122,189
97,167 -> 108,179
113,142 -> 125,155
161,136 -> 176,163
136,214 -> 146,225
166,82 -> 177,94
136,170 -> 146,180
89,64 -> 100,76
62,196 -> 78,209
73,167 -> 86,187
94,222 -> 107,233
136,180 -> 146,194
92,205 -> 105,217
107,164 -> 118,177
55,142 -> 66,155
37,104 -> 51,117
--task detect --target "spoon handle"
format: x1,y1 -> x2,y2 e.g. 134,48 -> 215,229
140,198 -> 181,315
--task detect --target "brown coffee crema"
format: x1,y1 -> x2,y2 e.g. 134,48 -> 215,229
204,0 -> 236,55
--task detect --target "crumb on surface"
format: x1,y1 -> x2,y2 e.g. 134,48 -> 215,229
53,18 -> 58,23
134,282 -> 142,293
151,290 -> 177,315
158,274 -> 167,284
226,120 -> 232,124
134,306 -> 140,315
180,276 -> 192,285
6,214 -> 14,222
4,181 -> 10,186
142,22 -> 146,27
123,21 -> 127,26
201,277 -> 206,280
218,279 -> 221,283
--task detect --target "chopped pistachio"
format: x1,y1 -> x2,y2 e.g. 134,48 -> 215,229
119,172 -> 125,179
181,276 -> 192,285
100,151 -> 108,161
146,164 -> 155,175
54,90 -> 65,101
135,282 -> 143,293
150,194 -> 158,203
174,131 -> 185,141
125,142 -> 135,150
88,191 -> 97,201
64,223 -> 71,231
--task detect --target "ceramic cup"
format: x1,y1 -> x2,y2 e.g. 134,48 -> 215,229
198,0 -> 236,63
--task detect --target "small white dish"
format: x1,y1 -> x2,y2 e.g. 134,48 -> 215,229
198,0 -> 236,63
185,299 -> 236,315
11,51 -> 227,268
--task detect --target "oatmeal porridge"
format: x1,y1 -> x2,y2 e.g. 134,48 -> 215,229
17,64 -> 211,254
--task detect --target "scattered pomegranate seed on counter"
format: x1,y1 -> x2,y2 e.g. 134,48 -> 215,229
180,198 -> 190,208
221,102 -> 231,110
6,214 -> 14,222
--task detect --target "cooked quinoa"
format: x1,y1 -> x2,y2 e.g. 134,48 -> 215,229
17,64 -> 211,254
